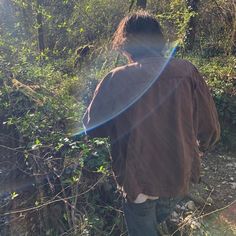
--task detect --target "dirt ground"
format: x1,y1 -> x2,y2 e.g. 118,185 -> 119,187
168,150 -> 236,236
194,150 -> 236,208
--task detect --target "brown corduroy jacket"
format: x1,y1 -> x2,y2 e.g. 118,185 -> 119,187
83,57 -> 220,201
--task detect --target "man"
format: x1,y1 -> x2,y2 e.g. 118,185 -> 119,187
83,11 -> 220,236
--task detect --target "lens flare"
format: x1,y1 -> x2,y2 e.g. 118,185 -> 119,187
73,42 -> 178,138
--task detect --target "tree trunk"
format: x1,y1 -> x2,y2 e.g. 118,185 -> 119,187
36,0 -> 45,52
231,1 -> 236,54
185,0 -> 199,51
136,0 -> 147,9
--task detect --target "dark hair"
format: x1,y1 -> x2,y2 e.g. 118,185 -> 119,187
112,11 -> 165,60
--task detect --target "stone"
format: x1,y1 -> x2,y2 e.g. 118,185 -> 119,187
226,163 -> 234,168
206,197 -> 214,205
231,182 -> 236,190
185,201 -> 196,211
190,220 -> 201,230
171,211 -> 179,218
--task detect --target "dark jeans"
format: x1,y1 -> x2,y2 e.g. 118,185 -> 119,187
123,197 -> 180,236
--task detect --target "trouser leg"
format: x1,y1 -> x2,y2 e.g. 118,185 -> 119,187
123,199 -> 160,236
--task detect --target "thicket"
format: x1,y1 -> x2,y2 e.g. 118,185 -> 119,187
0,0 -> 235,235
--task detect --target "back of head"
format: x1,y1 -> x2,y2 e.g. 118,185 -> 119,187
112,11 -> 165,61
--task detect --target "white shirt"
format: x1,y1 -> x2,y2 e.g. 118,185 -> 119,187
134,193 -> 159,203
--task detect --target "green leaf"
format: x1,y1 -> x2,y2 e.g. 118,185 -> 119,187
79,28 -> 84,33
11,192 -> 19,200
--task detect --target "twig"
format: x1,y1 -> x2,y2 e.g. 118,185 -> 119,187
198,187 -> 214,216
197,199 -> 236,220
128,0 -> 135,12
171,199 -> 236,235
1,176 -> 105,216
212,0 -> 231,25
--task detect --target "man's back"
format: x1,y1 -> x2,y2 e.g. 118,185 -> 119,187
84,57 -> 220,201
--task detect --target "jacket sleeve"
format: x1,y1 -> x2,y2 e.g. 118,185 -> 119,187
83,72 -> 115,138
193,67 -> 221,152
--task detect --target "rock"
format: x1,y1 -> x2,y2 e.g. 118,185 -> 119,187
185,201 -> 196,211
206,197 -> 214,205
176,204 -> 181,209
175,204 -> 183,213
226,163 -> 234,168
171,218 -> 179,223
190,220 -> 201,230
171,211 -> 179,218
231,182 -> 236,190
